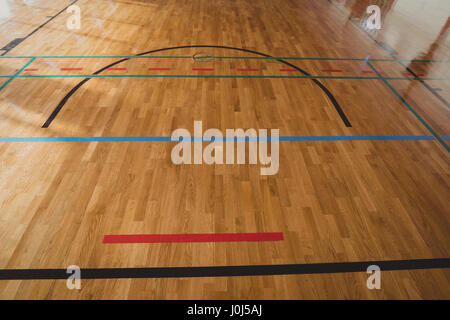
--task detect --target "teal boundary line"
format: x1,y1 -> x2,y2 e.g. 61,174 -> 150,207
9,74 -> 450,81
215,57 -> 450,63
327,0 -> 450,109
0,55 -> 448,62
0,135 -> 439,143
367,61 -> 449,152
0,57 -> 35,92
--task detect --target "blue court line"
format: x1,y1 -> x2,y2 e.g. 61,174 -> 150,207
0,136 -> 441,143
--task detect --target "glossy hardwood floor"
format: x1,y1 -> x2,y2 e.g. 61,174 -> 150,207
0,0 -> 448,299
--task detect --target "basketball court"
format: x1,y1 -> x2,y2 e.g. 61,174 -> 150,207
0,0 -> 449,299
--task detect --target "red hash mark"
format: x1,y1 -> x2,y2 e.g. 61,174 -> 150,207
403,72 -> 424,77
362,70 -> 385,74
107,67 -> 127,71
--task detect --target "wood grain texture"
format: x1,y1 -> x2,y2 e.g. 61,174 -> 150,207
0,0 -> 449,299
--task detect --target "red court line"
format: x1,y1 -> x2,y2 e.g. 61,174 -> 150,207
192,68 -> 215,71
61,68 -> 83,71
237,68 -> 259,71
16,68 -> 38,71
103,232 -> 284,243
280,69 -> 297,72
403,72 -> 424,77
107,67 -> 127,71
149,67 -> 171,71
362,70 -> 385,74
322,69 -> 342,73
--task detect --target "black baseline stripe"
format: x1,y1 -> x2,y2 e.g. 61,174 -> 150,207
1,0 -> 80,56
1,258 -> 448,280
42,45 -> 352,128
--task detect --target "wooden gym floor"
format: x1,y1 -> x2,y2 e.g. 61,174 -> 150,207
0,0 -> 449,299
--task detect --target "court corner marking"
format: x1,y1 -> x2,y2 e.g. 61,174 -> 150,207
367,61 -> 449,152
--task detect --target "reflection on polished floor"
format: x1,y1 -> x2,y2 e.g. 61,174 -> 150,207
0,0 -> 448,299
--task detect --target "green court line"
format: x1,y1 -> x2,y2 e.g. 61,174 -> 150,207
0,55 -> 448,63
0,55 -> 152,58
0,57 -> 35,92
328,0 -> 450,110
11,74 -> 450,81
367,61 -> 449,152
193,55 -> 213,59
214,57 -> 450,63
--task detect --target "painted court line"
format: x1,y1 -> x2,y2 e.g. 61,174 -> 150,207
11,74 -> 450,80
327,0 -> 450,109
0,136 -> 440,143
0,57 -> 35,92
362,70 -> 385,74
103,232 -> 284,243
15,68 -> 38,72
0,0 -> 80,57
403,72 -> 424,77
3,66 -> 435,77
107,67 -> 127,71
367,61 -> 450,152
1,55 -> 449,63
1,258 -> 449,280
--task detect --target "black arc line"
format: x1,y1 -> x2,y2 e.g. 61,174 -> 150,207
0,258 -> 449,280
42,45 -> 352,128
